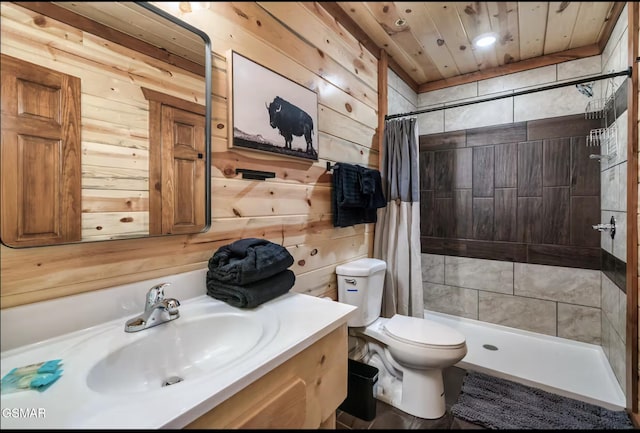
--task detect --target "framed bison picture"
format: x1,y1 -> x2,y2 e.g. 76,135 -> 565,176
228,51 -> 319,161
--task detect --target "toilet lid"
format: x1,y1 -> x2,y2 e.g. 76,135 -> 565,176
383,314 -> 465,348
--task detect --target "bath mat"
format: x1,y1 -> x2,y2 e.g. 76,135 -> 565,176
450,371 -> 634,430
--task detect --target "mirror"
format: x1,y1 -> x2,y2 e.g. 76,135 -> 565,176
0,1 -> 211,247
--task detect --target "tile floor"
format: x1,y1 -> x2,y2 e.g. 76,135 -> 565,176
336,366 -> 486,430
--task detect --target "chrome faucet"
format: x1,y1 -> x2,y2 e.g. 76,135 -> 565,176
125,283 -> 180,333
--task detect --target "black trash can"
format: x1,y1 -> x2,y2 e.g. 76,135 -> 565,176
339,359 -> 379,421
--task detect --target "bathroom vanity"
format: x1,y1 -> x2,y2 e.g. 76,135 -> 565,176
186,325 -> 346,429
0,269 -> 356,429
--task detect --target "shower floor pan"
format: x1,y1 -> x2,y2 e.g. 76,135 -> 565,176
426,310 -> 626,411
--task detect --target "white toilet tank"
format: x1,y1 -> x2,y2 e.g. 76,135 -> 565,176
336,258 -> 386,327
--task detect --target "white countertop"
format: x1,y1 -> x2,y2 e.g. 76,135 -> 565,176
0,270 -> 356,429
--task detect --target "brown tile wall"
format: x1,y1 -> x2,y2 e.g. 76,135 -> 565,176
419,114 -> 602,269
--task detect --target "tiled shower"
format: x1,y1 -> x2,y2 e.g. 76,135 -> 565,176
387,3 -> 630,398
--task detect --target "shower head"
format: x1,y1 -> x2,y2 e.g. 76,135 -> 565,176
576,82 -> 594,98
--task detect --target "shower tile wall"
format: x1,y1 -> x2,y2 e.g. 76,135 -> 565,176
387,68 -> 417,117
598,5 -> 629,395
422,254 -> 601,344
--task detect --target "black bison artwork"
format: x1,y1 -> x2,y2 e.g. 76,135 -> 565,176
266,96 -> 316,157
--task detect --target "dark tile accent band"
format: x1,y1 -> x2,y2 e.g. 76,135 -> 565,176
466,122 -> 527,147
421,237 -> 527,262
604,78 -> 628,128
527,114 -> 601,141
420,237 -> 600,270
601,248 -> 627,292
419,130 -> 465,151
527,244 -> 600,269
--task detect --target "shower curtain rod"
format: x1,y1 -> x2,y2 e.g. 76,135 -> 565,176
385,67 -> 633,121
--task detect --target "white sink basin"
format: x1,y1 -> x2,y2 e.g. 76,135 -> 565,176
0,280 -> 356,429
86,311 -> 270,394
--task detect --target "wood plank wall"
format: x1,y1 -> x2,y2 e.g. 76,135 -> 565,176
0,2 -> 206,242
0,2 -> 379,308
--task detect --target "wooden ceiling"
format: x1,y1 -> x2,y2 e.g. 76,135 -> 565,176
321,2 -> 625,93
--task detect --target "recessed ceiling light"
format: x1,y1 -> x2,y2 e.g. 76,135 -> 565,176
473,33 -> 497,48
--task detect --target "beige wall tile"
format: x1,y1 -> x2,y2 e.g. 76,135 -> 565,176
418,82 -> 477,107
557,303 -> 601,344
416,109 -> 444,135
557,56 -> 601,81
388,67 -> 417,108
445,97 -> 513,131
514,86 -> 589,122
619,162 -> 628,212
421,253 -> 444,284
478,291 -> 556,336
618,289 -> 627,344
601,164 -> 619,211
601,313 -> 611,358
478,65 -> 555,96
609,330 -> 626,394
602,273 -> 620,326
514,263 -> 600,307
387,86 -> 416,116
445,256 -> 513,294
423,282 -> 478,319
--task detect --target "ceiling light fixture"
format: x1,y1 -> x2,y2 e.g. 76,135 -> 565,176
473,33 -> 497,48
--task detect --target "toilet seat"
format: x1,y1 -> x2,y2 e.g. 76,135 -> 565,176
382,314 -> 465,350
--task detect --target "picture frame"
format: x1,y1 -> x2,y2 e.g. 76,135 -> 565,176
228,50 -> 319,161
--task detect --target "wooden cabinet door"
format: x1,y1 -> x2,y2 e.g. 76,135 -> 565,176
185,325 -> 348,429
228,377 -> 307,429
0,54 -> 81,246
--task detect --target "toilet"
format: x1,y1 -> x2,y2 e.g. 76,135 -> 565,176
336,258 -> 467,419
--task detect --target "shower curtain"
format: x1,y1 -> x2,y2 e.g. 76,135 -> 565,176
373,117 -> 423,319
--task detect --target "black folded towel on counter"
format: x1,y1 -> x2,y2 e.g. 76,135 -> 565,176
206,269 -> 296,309
207,238 -> 294,285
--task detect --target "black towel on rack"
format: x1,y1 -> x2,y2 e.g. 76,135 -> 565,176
359,166 -> 386,209
207,238 -> 294,285
206,269 -> 295,308
332,163 -> 385,227
337,163 -> 368,208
